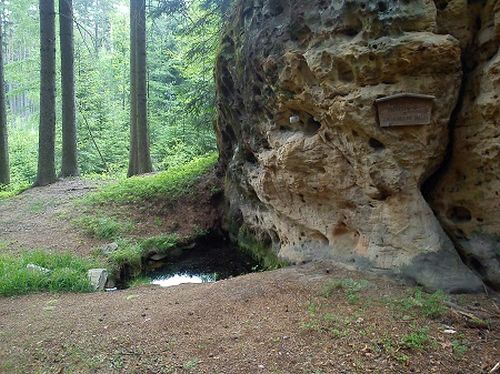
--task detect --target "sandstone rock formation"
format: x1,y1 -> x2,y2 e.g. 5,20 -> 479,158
428,0 -> 500,289
215,0 -> 499,291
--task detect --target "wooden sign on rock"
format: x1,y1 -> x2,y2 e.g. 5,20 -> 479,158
375,93 -> 435,128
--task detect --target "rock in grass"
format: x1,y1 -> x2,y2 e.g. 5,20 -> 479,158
100,242 -> 119,256
26,264 -> 51,274
88,269 -> 108,291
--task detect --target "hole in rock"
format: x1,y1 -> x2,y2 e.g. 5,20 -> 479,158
447,206 -> 472,223
244,148 -> 258,164
368,137 -> 385,151
337,60 -> 355,82
281,110 -> 321,136
377,2 -> 387,12
435,0 -> 449,10
339,15 -> 362,37
304,117 -> 322,135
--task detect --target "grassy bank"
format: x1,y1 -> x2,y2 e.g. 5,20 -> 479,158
0,251 -> 102,297
85,153 -> 218,205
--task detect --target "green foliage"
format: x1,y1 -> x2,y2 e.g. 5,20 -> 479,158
391,289 -> 448,319
107,240 -> 143,276
127,276 -> 152,288
86,152 -> 218,204
451,338 -> 469,355
401,326 -> 431,350
3,0 -> 220,188
105,232 -> 203,279
320,278 -> 369,304
75,215 -> 133,240
140,233 -> 181,257
0,251 -> 101,297
182,359 -> 199,370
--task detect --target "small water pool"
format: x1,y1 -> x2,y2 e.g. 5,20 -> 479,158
145,240 -> 257,288
151,273 -> 216,287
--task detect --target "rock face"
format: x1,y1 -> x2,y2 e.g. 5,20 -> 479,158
215,0 -> 499,291
88,269 -> 108,291
428,1 -> 500,289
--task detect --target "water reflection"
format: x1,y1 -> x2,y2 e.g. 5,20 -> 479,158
144,243 -> 258,289
151,273 -> 217,288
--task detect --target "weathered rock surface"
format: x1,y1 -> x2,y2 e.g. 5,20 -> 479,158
428,0 -> 500,289
215,0 -> 499,291
88,269 -> 108,291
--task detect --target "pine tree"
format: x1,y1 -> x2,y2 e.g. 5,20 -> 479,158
128,0 -> 152,177
35,0 -> 57,186
0,14 -> 10,186
60,0 -> 79,177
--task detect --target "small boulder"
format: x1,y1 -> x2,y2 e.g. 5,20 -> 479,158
150,253 -> 168,261
88,269 -> 108,291
100,242 -> 119,256
26,264 -> 51,274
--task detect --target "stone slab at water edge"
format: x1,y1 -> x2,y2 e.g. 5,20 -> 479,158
88,269 -> 108,291
215,0 -> 500,292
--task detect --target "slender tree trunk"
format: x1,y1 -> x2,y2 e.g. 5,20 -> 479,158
36,0 -> 57,186
59,0 -> 79,177
0,15 -> 10,185
128,0 -> 139,177
135,0 -> 152,174
128,0 -> 152,177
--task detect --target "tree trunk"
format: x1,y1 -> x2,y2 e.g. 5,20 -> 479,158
128,0 -> 139,177
59,0 -> 79,177
0,15 -> 10,185
36,0 -> 57,186
128,0 -> 152,177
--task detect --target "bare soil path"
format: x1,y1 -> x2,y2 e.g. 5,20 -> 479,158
0,179 -> 102,255
0,263 -> 499,374
0,180 -> 498,373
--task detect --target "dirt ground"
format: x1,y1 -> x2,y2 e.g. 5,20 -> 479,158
0,179 -> 102,255
0,179 -> 498,373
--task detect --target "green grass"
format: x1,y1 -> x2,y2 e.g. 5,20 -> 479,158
320,278 -> 369,304
0,251 -> 102,297
182,358 -> 199,370
401,326 -> 431,350
0,183 -> 30,200
452,338 -> 469,355
74,215 -> 133,240
127,276 -> 152,288
28,200 -> 47,213
85,153 -> 218,205
390,289 -> 448,319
